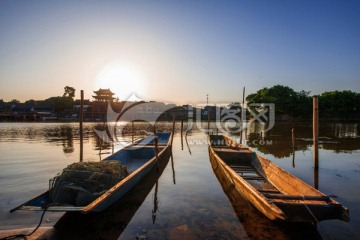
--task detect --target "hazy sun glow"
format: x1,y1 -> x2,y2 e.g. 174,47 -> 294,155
95,60 -> 148,101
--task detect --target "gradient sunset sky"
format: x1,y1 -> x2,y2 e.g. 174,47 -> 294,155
1,0 -> 359,105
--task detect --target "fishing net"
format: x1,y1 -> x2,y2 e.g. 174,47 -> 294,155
49,161 -> 129,206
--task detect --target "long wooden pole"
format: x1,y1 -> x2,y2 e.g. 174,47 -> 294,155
153,126 -> 160,170
79,90 -> 84,162
171,115 -> 175,146
313,96 -> 319,170
171,153 -> 176,184
314,167 -> 319,190
207,109 -> 210,134
181,119 -> 184,150
240,87 -> 245,144
132,121 -> 134,143
292,128 -> 295,168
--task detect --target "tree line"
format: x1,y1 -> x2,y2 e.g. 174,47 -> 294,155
246,85 -> 360,120
2,85 -> 359,121
1,86 -> 76,116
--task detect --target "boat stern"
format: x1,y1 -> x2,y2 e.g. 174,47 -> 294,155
341,206 -> 350,222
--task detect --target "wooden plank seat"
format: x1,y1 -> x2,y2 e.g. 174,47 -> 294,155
242,176 -> 265,180
257,189 -> 281,194
264,194 -> 330,202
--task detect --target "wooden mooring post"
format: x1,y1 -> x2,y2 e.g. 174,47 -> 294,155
313,96 -> 319,170
181,119 -> 184,150
171,115 -> 175,146
171,153 -> 176,184
313,96 -> 319,189
153,126 -> 160,170
292,128 -> 295,168
240,87 -> 245,144
132,121 -> 134,143
207,109 -> 210,134
79,90 -> 84,162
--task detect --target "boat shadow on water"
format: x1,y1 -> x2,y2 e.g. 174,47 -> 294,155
38,148 -> 172,240
210,159 -> 323,240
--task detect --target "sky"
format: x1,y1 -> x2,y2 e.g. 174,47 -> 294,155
0,0 -> 359,105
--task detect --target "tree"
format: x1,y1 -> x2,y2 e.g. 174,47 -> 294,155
63,86 -> 75,98
228,102 -> 242,110
45,96 -> 74,115
25,99 -> 36,105
246,85 -> 312,117
10,99 -> 20,104
319,90 -> 360,119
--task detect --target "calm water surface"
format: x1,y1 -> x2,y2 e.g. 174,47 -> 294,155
0,122 -> 359,239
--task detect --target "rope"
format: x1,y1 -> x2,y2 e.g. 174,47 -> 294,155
0,206 -> 48,240
300,194 -> 333,240
301,194 -> 319,223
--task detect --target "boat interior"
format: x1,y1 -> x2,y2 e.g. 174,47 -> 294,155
209,135 -> 330,205
105,146 -> 163,172
106,133 -> 170,172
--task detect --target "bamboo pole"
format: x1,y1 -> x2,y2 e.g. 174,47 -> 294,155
313,96 -> 319,170
132,121 -> 134,143
240,87 -> 245,144
292,128 -> 295,168
79,90 -> 84,162
153,126 -> 160,170
206,94 -> 209,133
181,119 -> 184,150
207,109 -> 210,134
171,115 -> 175,145
314,167 -> 319,190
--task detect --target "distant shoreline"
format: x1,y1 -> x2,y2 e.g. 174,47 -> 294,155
0,118 -> 359,123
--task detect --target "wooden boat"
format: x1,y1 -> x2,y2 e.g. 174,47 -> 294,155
211,153 -> 322,239
10,132 -> 172,214
37,149 -> 173,239
208,134 -> 350,222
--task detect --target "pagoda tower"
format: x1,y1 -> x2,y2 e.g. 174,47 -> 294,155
92,88 -> 115,102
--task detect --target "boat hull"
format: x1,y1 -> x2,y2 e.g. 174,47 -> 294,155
208,135 -> 350,222
11,133 -> 172,213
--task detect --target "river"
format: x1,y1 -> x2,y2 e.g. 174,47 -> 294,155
0,122 -> 359,239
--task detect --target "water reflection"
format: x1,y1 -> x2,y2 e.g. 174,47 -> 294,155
152,181 -> 159,224
171,153 -> 176,185
185,129 -> 193,155
1,122 -> 359,239
1,122 -> 358,158
242,122 -> 360,157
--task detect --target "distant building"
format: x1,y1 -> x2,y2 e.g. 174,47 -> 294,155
92,88 -> 115,102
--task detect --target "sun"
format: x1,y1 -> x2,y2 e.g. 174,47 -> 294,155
95,60 -> 148,101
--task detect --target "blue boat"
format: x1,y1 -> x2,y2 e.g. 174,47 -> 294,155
10,132 -> 172,213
